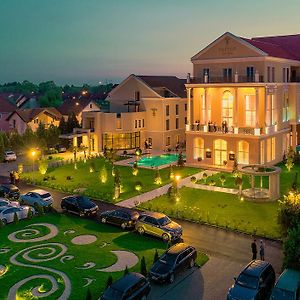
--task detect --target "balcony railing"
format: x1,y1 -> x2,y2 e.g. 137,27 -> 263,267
190,75 -> 264,84
190,124 -> 261,136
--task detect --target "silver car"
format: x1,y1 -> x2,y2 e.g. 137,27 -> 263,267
4,151 -> 17,162
20,189 -> 53,207
0,198 -> 19,207
0,205 -> 34,225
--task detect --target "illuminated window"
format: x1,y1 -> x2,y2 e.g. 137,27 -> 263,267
272,137 -> 276,160
266,137 -> 276,162
266,94 -> 276,126
282,94 -> 289,122
194,138 -> 204,160
260,141 -> 265,164
116,120 -> 121,129
222,91 -> 233,127
102,132 -> 140,150
238,141 -> 249,164
214,139 -> 227,166
245,95 -> 256,127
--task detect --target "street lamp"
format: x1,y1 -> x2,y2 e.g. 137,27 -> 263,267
31,150 -> 36,172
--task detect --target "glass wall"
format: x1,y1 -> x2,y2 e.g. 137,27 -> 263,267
102,132 -> 140,150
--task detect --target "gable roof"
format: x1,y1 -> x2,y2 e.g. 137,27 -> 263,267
58,98 -> 100,116
7,108 -> 62,123
241,34 -> 300,61
137,75 -> 186,98
0,95 -> 16,113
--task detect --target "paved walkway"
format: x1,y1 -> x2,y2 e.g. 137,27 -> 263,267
117,170 -> 217,208
185,182 -> 239,194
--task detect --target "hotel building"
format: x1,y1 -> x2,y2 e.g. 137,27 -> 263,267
70,74 -> 187,152
185,32 -> 300,169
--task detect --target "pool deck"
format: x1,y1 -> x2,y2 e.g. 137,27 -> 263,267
114,150 -> 184,170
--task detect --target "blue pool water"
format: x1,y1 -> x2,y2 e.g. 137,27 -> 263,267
130,153 -> 185,168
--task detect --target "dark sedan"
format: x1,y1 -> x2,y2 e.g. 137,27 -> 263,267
0,184 -> 20,200
149,243 -> 197,284
99,208 -> 140,229
61,195 -> 98,217
100,272 -> 151,300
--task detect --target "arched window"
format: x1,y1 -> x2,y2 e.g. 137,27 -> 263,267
194,138 -> 204,160
238,140 -> 249,164
214,139 -> 227,166
222,91 -> 233,127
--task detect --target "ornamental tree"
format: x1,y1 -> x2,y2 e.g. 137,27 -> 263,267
285,147 -> 295,172
100,165 -> 108,183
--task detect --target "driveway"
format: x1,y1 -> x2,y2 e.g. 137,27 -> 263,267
0,176 -> 283,300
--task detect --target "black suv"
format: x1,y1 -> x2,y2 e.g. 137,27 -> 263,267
0,184 -> 20,200
61,195 -> 98,217
227,260 -> 276,300
149,243 -> 197,284
99,208 -> 140,229
100,272 -> 151,300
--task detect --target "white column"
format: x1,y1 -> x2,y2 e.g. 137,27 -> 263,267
187,88 -> 191,131
204,88 -> 207,124
255,88 -> 259,127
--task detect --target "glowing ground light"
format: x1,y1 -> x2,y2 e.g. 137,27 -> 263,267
0,265 -> 8,277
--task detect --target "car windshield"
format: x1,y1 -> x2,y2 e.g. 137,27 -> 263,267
271,288 -> 294,300
11,187 -> 19,192
159,253 -> 177,266
76,196 -> 91,206
41,193 -> 51,199
236,273 -> 259,289
103,287 -> 123,299
6,151 -> 14,155
158,216 -> 171,226
0,207 -> 8,212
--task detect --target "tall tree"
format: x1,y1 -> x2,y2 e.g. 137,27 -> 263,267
66,112 -> 80,133
58,117 -> 67,134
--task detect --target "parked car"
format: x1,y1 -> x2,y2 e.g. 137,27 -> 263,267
0,184 -> 20,200
135,212 -> 182,242
270,268 -> 300,300
149,243 -> 197,284
56,145 -> 67,153
0,198 -> 19,208
0,205 -> 35,225
100,272 -> 151,300
4,151 -> 17,162
99,208 -> 140,229
227,260 -> 276,300
20,189 -> 53,207
61,195 -> 98,217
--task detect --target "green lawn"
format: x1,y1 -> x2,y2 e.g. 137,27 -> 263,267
0,213 -> 208,300
21,157 -> 199,202
139,187 -> 281,239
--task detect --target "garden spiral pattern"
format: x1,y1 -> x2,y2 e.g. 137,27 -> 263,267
7,224 -> 71,300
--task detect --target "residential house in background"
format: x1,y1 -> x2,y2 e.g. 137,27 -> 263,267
0,96 -> 16,132
58,97 -> 101,123
7,108 -> 62,134
185,32 -> 300,169
62,75 -> 187,152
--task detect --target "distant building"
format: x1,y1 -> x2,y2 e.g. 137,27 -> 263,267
0,96 -> 16,132
185,32 -> 300,169
61,75 -> 187,152
57,98 -> 101,123
7,108 -> 62,134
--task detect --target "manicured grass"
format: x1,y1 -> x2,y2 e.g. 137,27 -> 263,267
0,213 -> 165,299
21,157 -> 199,202
139,187 -> 281,239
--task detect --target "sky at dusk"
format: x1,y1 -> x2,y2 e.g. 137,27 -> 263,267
1,0 -> 300,85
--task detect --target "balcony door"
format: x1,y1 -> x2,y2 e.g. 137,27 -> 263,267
222,91 -> 233,127
214,139 -> 227,166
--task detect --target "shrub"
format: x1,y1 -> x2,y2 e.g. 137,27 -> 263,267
0,219 -> 4,228
38,160 -> 48,175
140,256 -> 147,276
106,275 -> 113,289
285,147 -> 295,172
177,152 -> 184,167
134,181 -> 143,192
100,165 -> 108,183
283,223 -> 300,270
169,165 -> 174,179
13,212 -> 19,224
220,174 -> 226,186
123,266 -> 129,276
154,169 -> 162,185
27,208 -> 33,220
202,172 -> 208,184
190,176 -> 197,184
66,176 -> 72,180
36,205 -> 45,216
86,289 -> 92,300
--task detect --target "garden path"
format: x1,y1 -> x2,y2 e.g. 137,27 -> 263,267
117,170 -> 217,208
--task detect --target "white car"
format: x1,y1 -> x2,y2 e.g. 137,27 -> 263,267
4,151 -> 17,162
0,198 -> 19,207
20,189 -> 53,207
0,205 -> 35,225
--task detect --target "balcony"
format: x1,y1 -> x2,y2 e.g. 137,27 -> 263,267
189,74 -> 264,84
189,123 -> 261,136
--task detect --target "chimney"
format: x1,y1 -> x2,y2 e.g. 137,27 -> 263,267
187,73 -> 191,83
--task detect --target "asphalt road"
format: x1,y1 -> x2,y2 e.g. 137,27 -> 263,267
0,175 -> 283,300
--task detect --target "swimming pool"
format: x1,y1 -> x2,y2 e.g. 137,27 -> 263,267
130,153 -> 185,168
